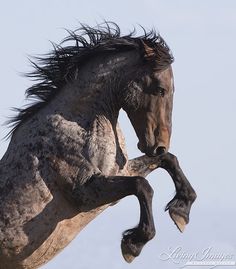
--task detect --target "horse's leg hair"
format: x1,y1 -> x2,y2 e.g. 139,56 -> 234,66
128,152 -> 197,232
72,174 -> 155,263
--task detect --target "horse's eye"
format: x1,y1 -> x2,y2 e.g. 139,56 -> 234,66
158,87 -> 166,97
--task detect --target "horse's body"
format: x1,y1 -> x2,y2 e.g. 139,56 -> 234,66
0,24 -> 196,269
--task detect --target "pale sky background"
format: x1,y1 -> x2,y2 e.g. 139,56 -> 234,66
0,1 -> 236,269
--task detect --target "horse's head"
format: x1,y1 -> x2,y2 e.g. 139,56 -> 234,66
122,64 -> 174,157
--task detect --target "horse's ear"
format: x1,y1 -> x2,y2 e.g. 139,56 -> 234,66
139,40 -> 156,60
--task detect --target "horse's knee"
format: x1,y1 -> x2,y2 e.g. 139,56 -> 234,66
135,176 -> 154,198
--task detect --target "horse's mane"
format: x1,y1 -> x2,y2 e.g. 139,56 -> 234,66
6,22 -> 174,138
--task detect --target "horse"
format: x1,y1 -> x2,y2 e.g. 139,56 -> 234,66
0,22 -> 196,269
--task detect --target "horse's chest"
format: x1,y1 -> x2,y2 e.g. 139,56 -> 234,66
87,125 -> 127,176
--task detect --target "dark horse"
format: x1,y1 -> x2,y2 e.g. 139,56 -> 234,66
0,23 -> 196,268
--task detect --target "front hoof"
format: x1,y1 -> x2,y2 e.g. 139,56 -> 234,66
120,228 -> 144,263
121,240 -> 136,263
165,197 -> 190,233
169,212 -> 187,232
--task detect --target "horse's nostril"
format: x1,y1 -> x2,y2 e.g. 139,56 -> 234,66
155,147 -> 166,156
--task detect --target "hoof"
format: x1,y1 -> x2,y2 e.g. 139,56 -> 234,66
121,241 -> 136,263
169,212 -> 186,233
165,197 -> 190,233
120,228 -> 146,263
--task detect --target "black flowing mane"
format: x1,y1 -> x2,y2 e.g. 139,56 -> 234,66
7,22 -> 174,138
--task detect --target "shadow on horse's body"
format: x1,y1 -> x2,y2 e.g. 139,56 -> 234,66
0,23 -> 196,269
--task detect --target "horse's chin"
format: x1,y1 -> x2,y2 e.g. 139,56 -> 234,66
144,151 -> 157,157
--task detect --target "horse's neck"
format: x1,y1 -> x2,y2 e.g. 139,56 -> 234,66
49,50 -> 140,128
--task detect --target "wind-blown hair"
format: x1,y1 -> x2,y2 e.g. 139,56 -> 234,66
7,22 -> 174,138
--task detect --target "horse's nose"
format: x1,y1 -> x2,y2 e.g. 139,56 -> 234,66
155,146 -> 166,156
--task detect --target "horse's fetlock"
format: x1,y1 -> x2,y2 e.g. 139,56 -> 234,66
189,191 -> 197,202
141,225 -> 156,241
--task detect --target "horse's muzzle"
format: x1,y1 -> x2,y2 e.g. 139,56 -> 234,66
138,143 -> 167,157
146,146 -> 166,157
155,146 -> 166,156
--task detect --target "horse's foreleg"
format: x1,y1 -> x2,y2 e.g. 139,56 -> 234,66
72,174 -> 155,263
128,153 -> 197,232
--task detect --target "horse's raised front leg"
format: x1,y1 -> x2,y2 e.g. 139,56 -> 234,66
72,174 -> 155,263
128,153 -> 197,232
